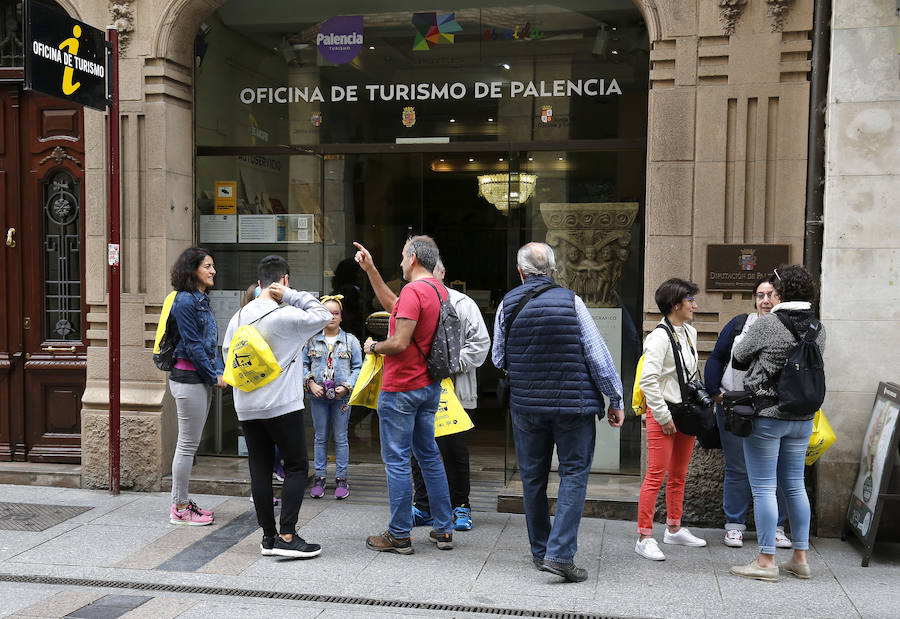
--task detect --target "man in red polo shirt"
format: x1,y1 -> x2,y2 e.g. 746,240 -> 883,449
354,236 -> 454,554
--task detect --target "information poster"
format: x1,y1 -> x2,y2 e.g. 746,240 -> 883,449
277,214 -> 314,243
199,215 -> 237,244
847,382 -> 900,542
239,215 -> 277,243
552,307 -> 622,472
214,181 -> 237,214
208,290 -> 242,346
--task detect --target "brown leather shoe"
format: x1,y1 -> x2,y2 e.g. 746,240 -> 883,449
780,559 -> 811,579
366,531 -> 414,554
730,558 -> 779,582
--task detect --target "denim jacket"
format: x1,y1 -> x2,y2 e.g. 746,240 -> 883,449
171,290 -> 224,385
302,329 -> 363,396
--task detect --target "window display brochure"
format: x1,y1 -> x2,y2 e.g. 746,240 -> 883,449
239,214 -> 277,243
199,214 -> 237,244
209,290 -> 243,346
847,381 -> 900,544
276,214 -> 314,243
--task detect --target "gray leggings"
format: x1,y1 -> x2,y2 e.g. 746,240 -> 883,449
170,380 -> 212,505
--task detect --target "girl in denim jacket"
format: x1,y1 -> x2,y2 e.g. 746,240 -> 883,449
302,295 -> 362,499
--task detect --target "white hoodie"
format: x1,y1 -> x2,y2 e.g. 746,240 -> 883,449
222,288 -> 331,421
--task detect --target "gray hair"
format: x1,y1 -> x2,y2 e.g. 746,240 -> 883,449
433,258 -> 445,277
405,235 -> 440,272
517,242 -> 556,276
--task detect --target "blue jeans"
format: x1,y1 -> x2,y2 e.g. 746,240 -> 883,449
310,398 -> 350,479
716,406 -> 788,530
511,411 -> 596,566
743,417 -> 814,554
378,383 -> 452,537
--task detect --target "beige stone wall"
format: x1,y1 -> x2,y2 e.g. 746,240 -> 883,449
79,0 -> 227,490
817,0 -> 900,536
636,0 -> 816,529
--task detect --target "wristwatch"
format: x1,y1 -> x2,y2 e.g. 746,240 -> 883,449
368,341 -> 378,354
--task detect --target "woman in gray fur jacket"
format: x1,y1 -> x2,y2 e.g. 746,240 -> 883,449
728,265 -> 825,583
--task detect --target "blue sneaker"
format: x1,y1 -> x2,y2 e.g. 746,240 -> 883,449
453,506 -> 472,531
411,505 -> 433,527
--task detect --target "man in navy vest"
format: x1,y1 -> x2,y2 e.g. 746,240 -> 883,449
492,242 -> 624,583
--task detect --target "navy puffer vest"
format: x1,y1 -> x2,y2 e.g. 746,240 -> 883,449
502,275 -> 604,416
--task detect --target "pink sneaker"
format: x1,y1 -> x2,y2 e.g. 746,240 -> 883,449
188,500 -> 213,517
170,503 -> 213,526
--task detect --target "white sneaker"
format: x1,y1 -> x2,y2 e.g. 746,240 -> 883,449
724,529 -> 743,548
635,537 -> 666,561
663,527 -> 707,547
775,527 -> 793,549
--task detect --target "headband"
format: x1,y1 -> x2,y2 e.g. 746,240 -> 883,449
320,294 -> 344,310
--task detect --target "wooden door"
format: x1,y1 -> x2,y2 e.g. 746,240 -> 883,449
0,84 -> 86,462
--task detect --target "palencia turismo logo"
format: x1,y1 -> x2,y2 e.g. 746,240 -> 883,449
317,32 -> 363,46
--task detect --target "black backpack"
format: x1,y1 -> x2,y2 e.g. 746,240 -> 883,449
413,280 -> 462,381
153,312 -> 179,371
774,313 -> 825,416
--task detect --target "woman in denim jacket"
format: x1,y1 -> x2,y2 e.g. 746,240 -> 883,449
168,247 -> 225,526
302,295 -> 362,500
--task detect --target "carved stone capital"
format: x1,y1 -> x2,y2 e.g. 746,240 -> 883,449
766,0 -> 796,32
540,203 -> 638,308
719,0 -> 748,35
109,1 -> 135,52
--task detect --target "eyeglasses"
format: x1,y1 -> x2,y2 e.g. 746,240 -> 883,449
329,311 -> 341,316
755,291 -> 775,300
683,297 -> 696,303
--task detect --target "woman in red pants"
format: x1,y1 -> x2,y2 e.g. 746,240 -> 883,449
635,278 -> 708,561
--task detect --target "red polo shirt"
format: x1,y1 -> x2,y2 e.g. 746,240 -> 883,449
381,277 -> 446,392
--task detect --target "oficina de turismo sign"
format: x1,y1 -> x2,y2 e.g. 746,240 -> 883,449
24,0 -> 108,111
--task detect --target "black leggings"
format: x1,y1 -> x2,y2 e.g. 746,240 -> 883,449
412,430 -> 471,510
242,410 -> 308,537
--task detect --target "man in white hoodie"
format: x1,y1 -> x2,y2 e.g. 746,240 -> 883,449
222,255 -> 332,559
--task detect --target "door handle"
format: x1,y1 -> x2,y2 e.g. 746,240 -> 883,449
5,228 -> 14,248
42,346 -> 76,353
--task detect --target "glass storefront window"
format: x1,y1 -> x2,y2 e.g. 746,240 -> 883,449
195,1 -> 649,475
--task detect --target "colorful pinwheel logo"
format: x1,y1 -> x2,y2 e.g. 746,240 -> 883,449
411,12 -> 462,51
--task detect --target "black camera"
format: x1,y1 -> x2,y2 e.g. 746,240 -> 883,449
687,379 -> 714,409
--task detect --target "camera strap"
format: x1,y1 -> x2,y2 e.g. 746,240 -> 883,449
660,320 -> 696,402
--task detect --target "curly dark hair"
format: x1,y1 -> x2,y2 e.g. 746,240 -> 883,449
170,246 -> 213,292
773,264 -> 816,303
655,278 -> 699,316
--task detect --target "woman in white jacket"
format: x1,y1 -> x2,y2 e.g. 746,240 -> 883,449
634,278 -> 708,561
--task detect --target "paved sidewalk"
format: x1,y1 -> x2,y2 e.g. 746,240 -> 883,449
0,484 -> 897,618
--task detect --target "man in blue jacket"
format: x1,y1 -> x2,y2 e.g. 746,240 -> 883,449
492,242 -> 624,583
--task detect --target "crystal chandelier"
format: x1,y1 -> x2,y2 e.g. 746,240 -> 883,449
476,173 -> 537,213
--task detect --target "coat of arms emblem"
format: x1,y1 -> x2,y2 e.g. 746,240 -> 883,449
738,248 -> 757,271
540,105 -> 553,123
402,106 -> 416,127
311,112 -> 323,127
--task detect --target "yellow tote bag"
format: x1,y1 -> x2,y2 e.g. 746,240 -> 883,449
435,378 -> 474,438
349,353 -> 383,409
632,354 -> 647,415
805,409 -> 836,465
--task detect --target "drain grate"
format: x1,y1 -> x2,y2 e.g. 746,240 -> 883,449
0,573 -> 622,618
0,502 -> 92,532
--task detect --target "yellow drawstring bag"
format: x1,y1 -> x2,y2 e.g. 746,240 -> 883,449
632,354 -> 648,415
805,409 -> 836,465
349,353 -> 384,409
435,378 -> 474,437
223,306 -> 287,392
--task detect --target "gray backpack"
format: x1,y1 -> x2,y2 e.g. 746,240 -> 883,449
413,280 -> 462,381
